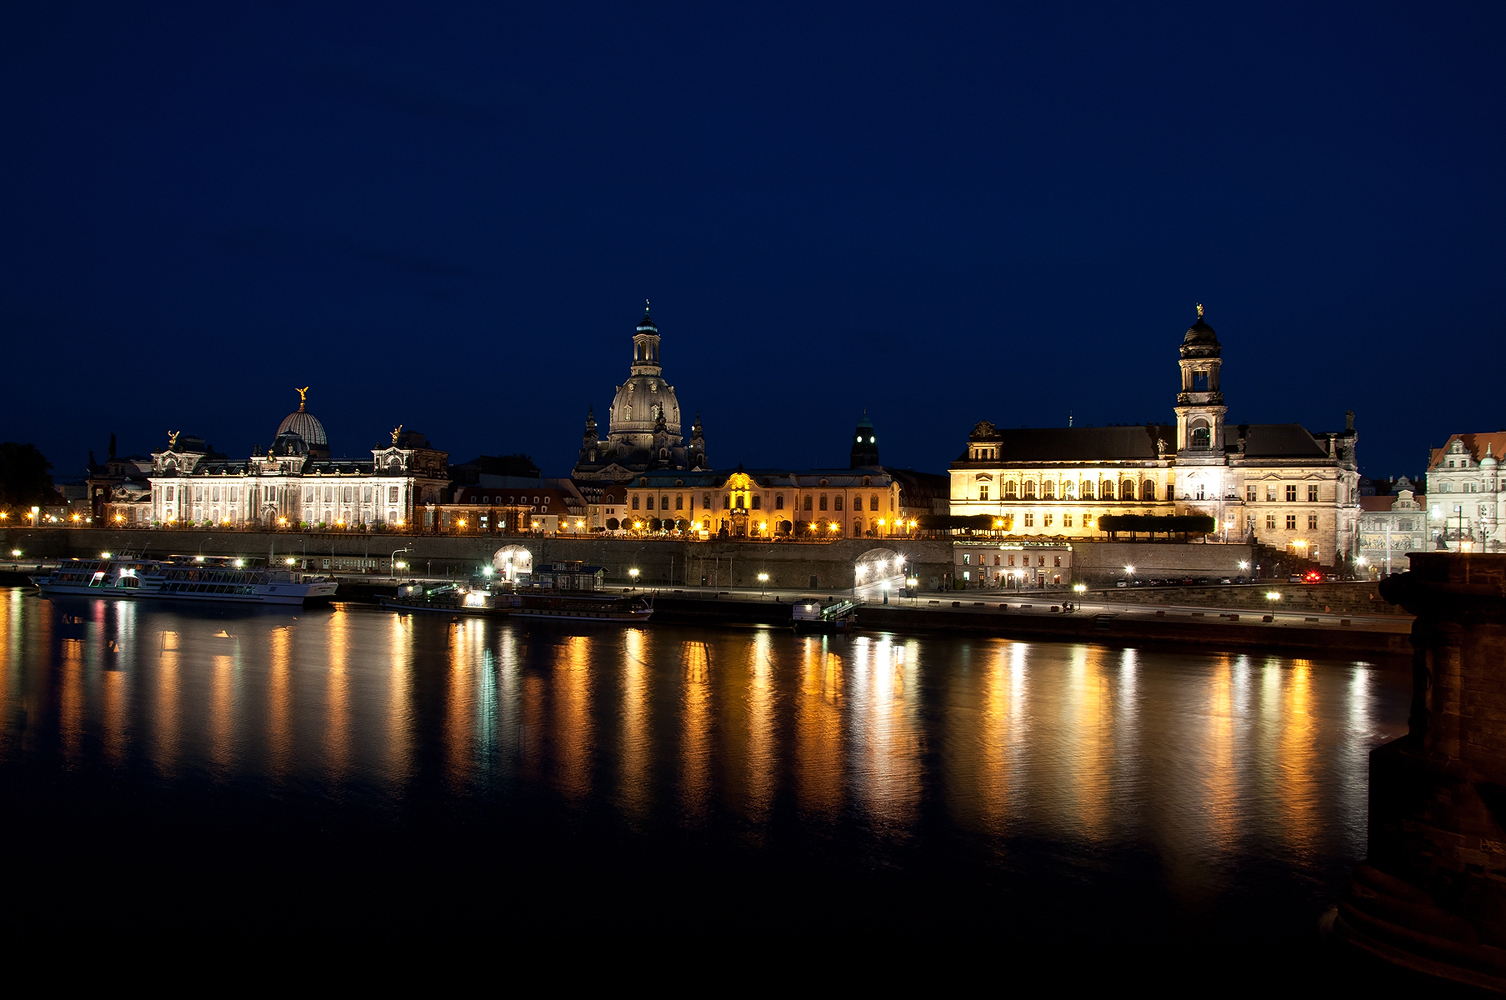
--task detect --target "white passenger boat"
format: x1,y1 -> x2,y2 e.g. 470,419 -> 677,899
32,555 -> 338,606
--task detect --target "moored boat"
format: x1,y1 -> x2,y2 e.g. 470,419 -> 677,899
512,591 -> 653,623
792,596 -> 858,632
33,555 -> 337,606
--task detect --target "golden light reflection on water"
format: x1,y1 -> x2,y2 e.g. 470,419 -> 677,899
325,608 -> 351,781
1204,655 -> 1237,850
796,638 -> 845,818
386,612 -> 415,787
740,629 -> 777,826
209,652 -> 236,773
267,624 -> 292,777
680,640 -> 713,822
1064,644 -> 1113,839
850,636 -> 920,829
552,634 -> 592,801
1281,658 -> 1318,851
0,592 -> 1412,881
618,628 -> 650,818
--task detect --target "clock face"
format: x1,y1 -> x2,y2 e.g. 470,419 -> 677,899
856,436 -> 862,443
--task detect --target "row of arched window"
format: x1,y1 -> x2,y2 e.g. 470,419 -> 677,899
985,479 -> 1168,501
629,492 -> 888,512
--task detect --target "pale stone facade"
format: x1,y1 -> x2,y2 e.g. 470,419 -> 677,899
146,394 -> 448,529
1425,433 -> 1506,552
949,309 -> 1362,565
1357,478 -> 1428,575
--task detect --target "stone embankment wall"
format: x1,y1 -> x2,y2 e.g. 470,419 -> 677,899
1,527 -> 954,592
1069,541 -> 1253,585
1090,581 -> 1411,617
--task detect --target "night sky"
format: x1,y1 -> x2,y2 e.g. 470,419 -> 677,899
3,4 -> 1502,483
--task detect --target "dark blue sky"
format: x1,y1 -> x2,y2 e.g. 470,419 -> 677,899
3,3 -> 1502,482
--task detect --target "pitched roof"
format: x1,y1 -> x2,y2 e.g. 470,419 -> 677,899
1231,423 -> 1329,459
1428,431 -> 1506,471
963,425 -> 1174,462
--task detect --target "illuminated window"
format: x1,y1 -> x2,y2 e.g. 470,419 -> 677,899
1063,512 -> 1073,527
1005,481 -> 1017,499
963,553 -> 970,565
1082,481 -> 1094,499
834,496 -> 843,511
979,486 -> 989,501
1308,515 -> 1318,530
1043,512 -> 1052,527
993,555 -> 1000,565
1054,556 -> 1061,567
1024,512 -> 1033,527
735,496 -> 744,509
1308,485 -> 1319,502
632,495 -> 640,510
1191,425 -> 1210,450
1143,481 -> 1155,500
1267,486 -> 1277,502
1101,480 -> 1114,500
1063,481 -> 1074,499
1083,513 -> 1092,527
1121,480 -> 1135,500
1286,514 -> 1297,530
1024,482 -> 1036,499
819,495 -> 828,511
1008,555 -> 1015,566
1042,482 -> 1054,499
1266,514 -> 1276,530
870,495 -> 879,510
1247,485 -> 1257,502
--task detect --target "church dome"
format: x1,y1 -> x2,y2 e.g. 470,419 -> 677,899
609,375 -> 682,437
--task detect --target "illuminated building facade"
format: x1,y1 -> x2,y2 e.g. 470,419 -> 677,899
146,391 -> 448,529
1425,432 -> 1505,552
1357,477 -> 1428,575
950,308 -> 1362,565
609,468 -> 903,538
572,304 -> 709,481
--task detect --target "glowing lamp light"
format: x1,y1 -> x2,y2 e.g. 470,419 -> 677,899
100,551 -> 111,559
1073,583 -> 1086,593
1265,591 -> 1281,601
285,558 -> 296,566
458,519 -> 466,527
11,550 -> 21,558
234,559 -> 244,568
278,517 -> 287,525
71,514 -> 81,522
483,566 -> 494,576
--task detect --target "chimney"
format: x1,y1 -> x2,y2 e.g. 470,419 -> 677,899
1345,410 -> 1355,433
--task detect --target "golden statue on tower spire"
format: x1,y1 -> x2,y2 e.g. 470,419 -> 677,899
295,386 -> 309,411
1196,303 -> 1204,319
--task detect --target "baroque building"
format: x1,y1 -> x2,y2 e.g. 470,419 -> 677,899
949,307 -> 1362,565
573,304 -> 708,481
146,389 -> 448,529
1425,432 -> 1505,552
1358,476 -> 1428,575
600,468 -> 902,539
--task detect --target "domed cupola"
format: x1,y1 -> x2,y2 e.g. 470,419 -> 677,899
276,387 -> 330,461
1181,303 -> 1221,358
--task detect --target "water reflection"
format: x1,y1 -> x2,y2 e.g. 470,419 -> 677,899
0,592 -> 1411,901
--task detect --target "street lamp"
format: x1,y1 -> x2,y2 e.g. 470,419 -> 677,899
629,567 -> 640,589
758,571 -> 768,596
391,546 -> 410,580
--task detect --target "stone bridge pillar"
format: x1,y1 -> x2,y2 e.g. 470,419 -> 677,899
1335,553 -> 1506,987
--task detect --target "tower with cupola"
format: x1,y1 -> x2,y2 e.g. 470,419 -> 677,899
1173,304 -> 1226,464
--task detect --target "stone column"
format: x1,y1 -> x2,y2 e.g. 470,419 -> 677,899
1335,553 -> 1506,987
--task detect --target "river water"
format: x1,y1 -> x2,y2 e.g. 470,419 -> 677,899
0,588 -> 1410,975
